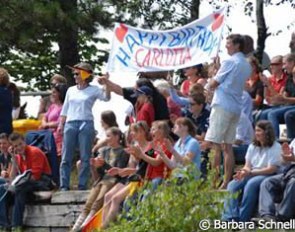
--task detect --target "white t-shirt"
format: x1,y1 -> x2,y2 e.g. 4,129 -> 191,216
245,141 -> 282,170
61,85 -> 109,122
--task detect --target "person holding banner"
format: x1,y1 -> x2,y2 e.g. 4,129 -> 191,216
205,34 -> 252,189
58,62 -> 110,191
101,76 -> 169,122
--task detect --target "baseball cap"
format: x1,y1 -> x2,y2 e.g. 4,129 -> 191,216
131,86 -> 153,97
67,62 -> 93,80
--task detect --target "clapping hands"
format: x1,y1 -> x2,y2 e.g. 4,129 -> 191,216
281,142 -> 295,162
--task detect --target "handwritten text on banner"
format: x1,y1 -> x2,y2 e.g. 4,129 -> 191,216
107,7 -> 226,72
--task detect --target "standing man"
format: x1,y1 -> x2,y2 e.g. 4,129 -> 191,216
0,133 -> 53,232
205,34 -> 252,189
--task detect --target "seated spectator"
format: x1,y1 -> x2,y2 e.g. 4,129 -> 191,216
258,139 -> 295,221
257,55 -> 287,121
129,120 -> 173,189
71,127 -> 129,231
184,93 -> 211,176
245,56 -> 264,110
0,68 -> 13,135
0,133 -> 12,181
263,54 -> 295,138
0,133 -> 53,231
158,117 -> 201,178
168,83 -> 206,117
180,64 -> 206,96
153,80 -> 182,123
81,110 -> 120,180
38,74 -> 67,119
183,93 -> 210,142
92,110 -> 119,154
262,55 -> 287,104
39,83 -> 67,157
222,121 -> 282,222
100,121 -> 152,229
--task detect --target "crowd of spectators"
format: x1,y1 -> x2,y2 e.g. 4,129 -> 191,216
0,33 -> 295,231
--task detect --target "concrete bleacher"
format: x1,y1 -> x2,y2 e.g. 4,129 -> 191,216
23,191 -> 89,232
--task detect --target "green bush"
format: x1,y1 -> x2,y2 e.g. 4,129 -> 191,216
105,166 -> 229,232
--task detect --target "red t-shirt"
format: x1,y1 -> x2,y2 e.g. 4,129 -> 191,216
136,102 -> 155,128
268,73 -> 287,94
180,80 -> 191,96
15,145 -> 52,180
145,142 -> 173,180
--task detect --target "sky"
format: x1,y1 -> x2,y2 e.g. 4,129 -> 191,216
21,0 -> 295,133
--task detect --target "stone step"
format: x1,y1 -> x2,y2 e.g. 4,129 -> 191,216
23,190 -> 90,229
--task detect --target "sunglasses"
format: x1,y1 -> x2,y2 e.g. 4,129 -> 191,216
270,63 -> 282,66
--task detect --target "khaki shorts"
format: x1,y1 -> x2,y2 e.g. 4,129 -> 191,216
205,106 -> 240,144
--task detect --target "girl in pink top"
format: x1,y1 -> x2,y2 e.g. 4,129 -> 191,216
40,83 -> 67,156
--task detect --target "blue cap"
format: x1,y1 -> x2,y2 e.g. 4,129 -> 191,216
132,86 -> 153,97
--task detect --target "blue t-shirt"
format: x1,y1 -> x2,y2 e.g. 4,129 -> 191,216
174,135 -> 201,170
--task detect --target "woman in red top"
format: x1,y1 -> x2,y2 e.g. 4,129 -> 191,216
180,64 -> 206,96
130,120 -> 173,189
246,56 -> 264,109
133,85 -> 155,127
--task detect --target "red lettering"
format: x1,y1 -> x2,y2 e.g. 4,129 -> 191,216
152,48 -> 161,66
135,48 -> 144,67
135,47 -> 192,68
142,49 -> 151,67
182,48 -> 192,64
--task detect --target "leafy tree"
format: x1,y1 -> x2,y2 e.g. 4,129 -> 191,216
0,0 -> 112,90
115,0 -> 201,29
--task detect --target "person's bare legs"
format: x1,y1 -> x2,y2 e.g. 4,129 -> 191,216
219,143 -> 234,189
102,183 -> 125,224
101,184 -> 131,229
212,143 -> 222,188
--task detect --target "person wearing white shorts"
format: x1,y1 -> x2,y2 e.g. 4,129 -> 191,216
205,34 -> 252,189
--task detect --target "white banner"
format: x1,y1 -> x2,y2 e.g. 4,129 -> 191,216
107,7 -> 226,72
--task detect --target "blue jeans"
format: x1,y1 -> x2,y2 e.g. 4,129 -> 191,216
257,107 -> 276,121
285,109 -> 295,139
259,174 -> 295,219
60,120 -> 95,190
223,175 -> 268,222
268,106 -> 295,138
0,179 -> 49,228
0,178 -> 9,228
